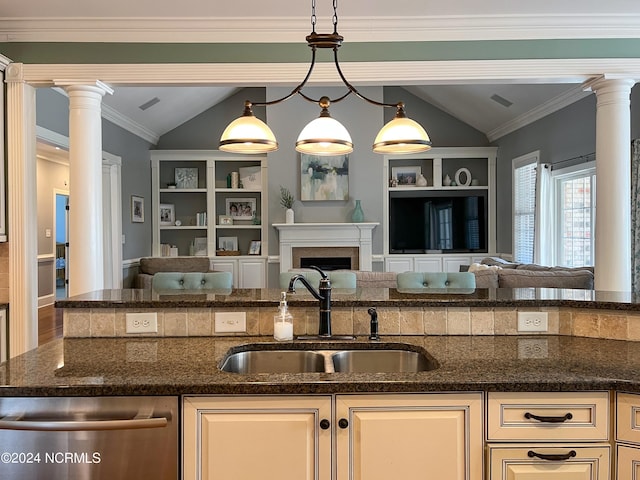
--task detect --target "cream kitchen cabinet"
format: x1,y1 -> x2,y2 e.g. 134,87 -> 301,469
183,396 -> 332,480
616,392 -> 640,479
486,392 -> 611,480
183,392 -> 483,480
335,393 -> 483,480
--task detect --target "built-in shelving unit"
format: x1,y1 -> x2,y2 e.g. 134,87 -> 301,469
383,146 -> 497,273
150,150 -> 268,288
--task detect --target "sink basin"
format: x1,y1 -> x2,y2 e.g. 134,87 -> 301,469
220,350 -> 326,374
331,350 -> 436,373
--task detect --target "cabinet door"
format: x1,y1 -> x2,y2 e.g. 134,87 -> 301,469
414,257 -> 442,272
239,257 -> 265,288
183,396 -> 332,480
211,259 -> 237,287
336,393 -> 483,480
443,256 -> 472,272
617,444 -> 640,480
385,257 -> 413,273
488,445 -> 610,480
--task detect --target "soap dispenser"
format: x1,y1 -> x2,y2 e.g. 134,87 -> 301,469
274,291 -> 294,341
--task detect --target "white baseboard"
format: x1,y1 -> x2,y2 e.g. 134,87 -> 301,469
38,294 -> 55,308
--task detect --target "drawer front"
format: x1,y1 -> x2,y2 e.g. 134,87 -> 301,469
488,444 -> 610,480
617,392 -> 640,444
487,392 -> 609,442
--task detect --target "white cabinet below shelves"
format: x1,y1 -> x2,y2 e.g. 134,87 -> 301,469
211,256 -> 266,288
385,254 -> 489,273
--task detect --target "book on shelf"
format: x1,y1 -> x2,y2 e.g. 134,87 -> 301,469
160,244 -> 178,257
196,212 -> 207,226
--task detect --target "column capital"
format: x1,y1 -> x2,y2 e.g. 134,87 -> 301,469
5,63 -> 25,83
583,75 -> 636,93
53,79 -> 114,96
0,55 -> 11,71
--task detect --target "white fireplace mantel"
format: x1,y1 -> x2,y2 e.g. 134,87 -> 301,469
273,222 -> 379,272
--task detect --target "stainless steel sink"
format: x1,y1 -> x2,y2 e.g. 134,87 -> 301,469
331,350 -> 436,373
220,344 -> 439,374
220,350 -> 326,374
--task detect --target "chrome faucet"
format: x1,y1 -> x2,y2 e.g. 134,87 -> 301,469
288,266 -> 332,337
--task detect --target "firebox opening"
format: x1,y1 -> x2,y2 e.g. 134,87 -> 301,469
300,257 -> 352,271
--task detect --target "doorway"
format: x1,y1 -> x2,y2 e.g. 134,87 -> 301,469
54,192 -> 69,299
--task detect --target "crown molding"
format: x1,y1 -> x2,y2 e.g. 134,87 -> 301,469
2,15 -> 640,43
100,104 -> 159,145
51,86 -> 159,144
487,86 -> 591,141
20,59 -> 640,86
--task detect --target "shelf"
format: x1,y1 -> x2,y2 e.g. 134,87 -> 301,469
214,188 -> 261,193
389,186 -> 488,192
216,224 -> 262,229
160,226 -> 208,230
160,188 -> 207,193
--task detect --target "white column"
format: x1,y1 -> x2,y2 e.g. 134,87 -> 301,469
57,81 -> 113,297
586,78 -> 636,292
5,63 -> 39,356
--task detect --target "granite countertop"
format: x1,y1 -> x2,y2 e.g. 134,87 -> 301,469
1,335 -> 640,396
54,288 -> 640,311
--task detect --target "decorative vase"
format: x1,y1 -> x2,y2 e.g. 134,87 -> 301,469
443,174 -> 452,186
416,173 -> 428,187
285,208 -> 295,224
351,200 -> 365,223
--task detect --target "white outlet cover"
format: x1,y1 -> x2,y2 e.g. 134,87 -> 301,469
517,312 -> 549,332
126,312 -> 158,334
215,312 -> 246,333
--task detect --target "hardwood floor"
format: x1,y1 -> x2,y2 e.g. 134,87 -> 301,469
38,304 -> 63,345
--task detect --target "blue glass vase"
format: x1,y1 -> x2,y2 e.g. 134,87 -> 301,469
351,200 -> 365,223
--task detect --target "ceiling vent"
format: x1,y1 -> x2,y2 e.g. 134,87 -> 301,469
138,97 -> 161,111
490,94 -> 513,108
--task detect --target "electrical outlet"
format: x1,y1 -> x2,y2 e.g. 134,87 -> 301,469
215,312 -> 246,333
517,311 -> 549,332
126,312 -> 158,334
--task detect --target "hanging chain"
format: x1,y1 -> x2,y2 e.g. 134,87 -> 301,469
311,0 -> 339,34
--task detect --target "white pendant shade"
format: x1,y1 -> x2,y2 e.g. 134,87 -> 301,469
295,116 -> 354,156
372,116 -> 432,154
219,114 -> 278,154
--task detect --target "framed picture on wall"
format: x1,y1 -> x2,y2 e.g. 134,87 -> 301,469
300,153 -> 349,201
131,195 -> 144,223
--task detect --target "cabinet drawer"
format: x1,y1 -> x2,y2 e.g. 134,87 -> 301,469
488,444 -> 610,480
616,392 -> 640,444
487,392 -> 609,442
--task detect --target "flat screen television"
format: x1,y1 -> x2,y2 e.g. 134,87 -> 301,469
389,190 -> 488,253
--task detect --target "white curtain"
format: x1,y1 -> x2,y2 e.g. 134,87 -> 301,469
534,162 -> 553,265
631,139 -> 640,294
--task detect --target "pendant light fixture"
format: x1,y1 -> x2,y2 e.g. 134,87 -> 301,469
219,0 -> 432,156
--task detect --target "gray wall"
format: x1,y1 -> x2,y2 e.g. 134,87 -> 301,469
491,85 -> 639,255
157,86 -> 487,286
36,88 -> 155,264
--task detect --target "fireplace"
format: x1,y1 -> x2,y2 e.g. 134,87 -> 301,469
295,246 -> 359,271
273,223 -> 378,273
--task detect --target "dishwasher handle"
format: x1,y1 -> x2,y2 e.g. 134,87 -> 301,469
0,415 -> 168,431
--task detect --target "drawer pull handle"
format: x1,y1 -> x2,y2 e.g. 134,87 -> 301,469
524,412 -> 573,423
528,450 -> 577,462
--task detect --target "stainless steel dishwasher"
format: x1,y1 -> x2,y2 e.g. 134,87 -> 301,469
0,396 -> 178,480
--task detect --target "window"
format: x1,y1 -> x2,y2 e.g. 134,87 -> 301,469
553,163 -> 596,267
512,153 -> 538,264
